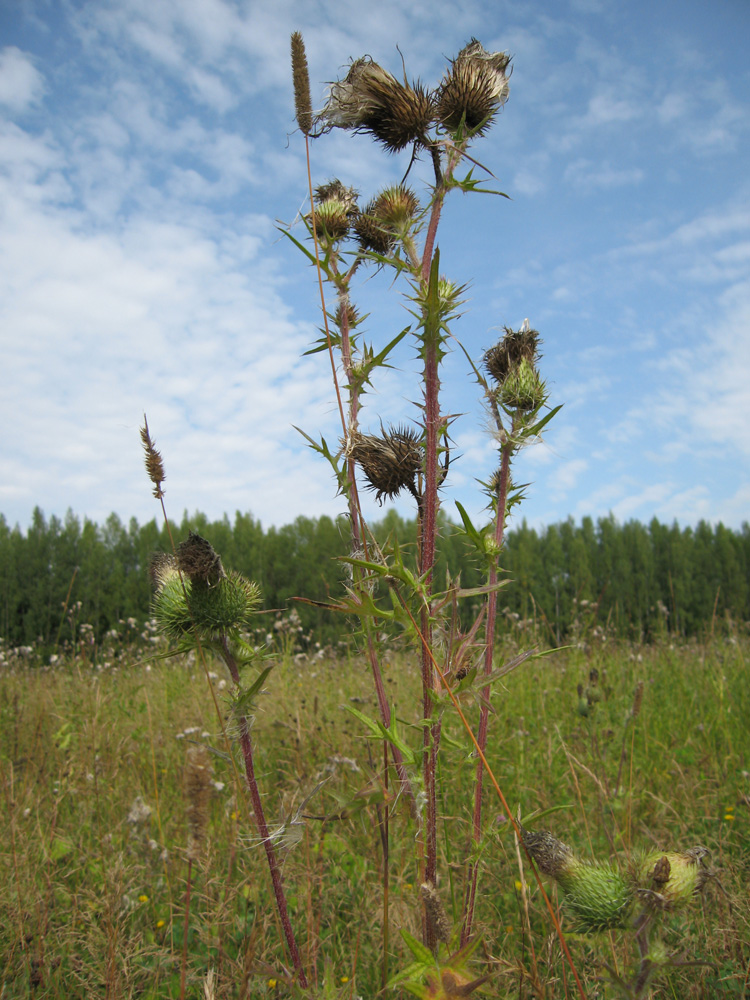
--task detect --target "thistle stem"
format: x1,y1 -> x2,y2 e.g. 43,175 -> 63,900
219,636 -> 309,988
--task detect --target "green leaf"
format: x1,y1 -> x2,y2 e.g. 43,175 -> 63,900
400,927 -> 435,966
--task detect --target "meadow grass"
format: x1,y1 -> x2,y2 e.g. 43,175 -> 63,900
1,630 -> 748,998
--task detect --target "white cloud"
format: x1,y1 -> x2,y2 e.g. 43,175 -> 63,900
0,47 -> 44,111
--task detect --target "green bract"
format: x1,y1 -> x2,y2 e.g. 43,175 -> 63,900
153,571 -> 261,639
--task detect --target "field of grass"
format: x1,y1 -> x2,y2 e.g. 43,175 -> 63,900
1,628 -> 748,998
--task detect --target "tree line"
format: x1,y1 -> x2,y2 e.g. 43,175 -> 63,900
0,506 -> 747,651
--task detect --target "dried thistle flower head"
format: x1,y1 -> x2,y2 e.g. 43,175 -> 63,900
484,325 -> 540,384
349,426 -> 422,503
354,185 -> 420,254
184,744 -> 212,862
290,32 -> 313,136
140,416 -> 166,499
177,532 -> 226,586
314,179 -> 359,215
437,38 -> 511,136
322,56 -> 434,152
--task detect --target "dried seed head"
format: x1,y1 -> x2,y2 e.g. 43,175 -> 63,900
350,426 -> 422,503
420,881 -> 452,944
371,185 -> 420,228
177,532 -> 226,586
484,326 -> 540,384
184,744 -> 212,862
321,56 -> 434,152
290,32 -> 313,136
140,417 -> 166,499
522,827 -> 576,878
314,179 -> 359,215
437,38 -> 511,136
353,204 -> 397,255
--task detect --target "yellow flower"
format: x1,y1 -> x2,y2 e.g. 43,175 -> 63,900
138,894 -> 149,903
514,880 -> 524,891
156,919 -> 165,929
267,979 -> 277,988
340,976 -> 350,984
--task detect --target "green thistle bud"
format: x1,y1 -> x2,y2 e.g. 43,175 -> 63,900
630,846 -> 711,911
151,535 -> 261,640
314,179 -> 359,215
310,198 -> 351,241
522,828 -> 632,931
498,357 -> 545,411
354,186 -> 419,255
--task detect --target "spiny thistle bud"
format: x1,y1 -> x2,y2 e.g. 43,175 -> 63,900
498,357 -> 545,411
322,56 -> 434,152
436,38 -> 511,136
484,325 -> 539,384
290,32 -> 313,136
184,744 -> 212,862
152,535 -> 261,639
140,417 -> 166,499
354,185 -> 420,254
349,426 -> 422,503
335,301 -> 360,330
314,179 -> 359,216
421,881 -> 452,944
522,828 -> 632,931
310,198 -> 351,241
630,846 -> 711,912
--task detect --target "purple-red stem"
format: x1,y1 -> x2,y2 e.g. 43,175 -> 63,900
220,637 -> 309,988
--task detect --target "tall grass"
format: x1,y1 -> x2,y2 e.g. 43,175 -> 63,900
0,634 -> 747,996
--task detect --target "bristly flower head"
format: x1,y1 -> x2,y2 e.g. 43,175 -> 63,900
630,846 -> 712,912
484,324 -> 539,384
437,38 -> 511,136
354,185 -> 420,255
522,826 -> 633,931
349,426 -> 422,504
321,56 -> 434,152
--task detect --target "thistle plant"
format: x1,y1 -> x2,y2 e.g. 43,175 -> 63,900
287,30 -> 566,974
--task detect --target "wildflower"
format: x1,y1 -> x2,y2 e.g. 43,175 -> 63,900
321,56 -> 433,152
156,919 -> 165,929
436,38 -> 511,136
138,894 -> 149,903
267,979 -> 277,989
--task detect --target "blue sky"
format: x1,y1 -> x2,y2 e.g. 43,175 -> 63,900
1,0 -> 749,535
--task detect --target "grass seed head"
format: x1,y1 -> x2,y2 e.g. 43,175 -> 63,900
140,417 -> 166,499
291,32 -> 313,136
